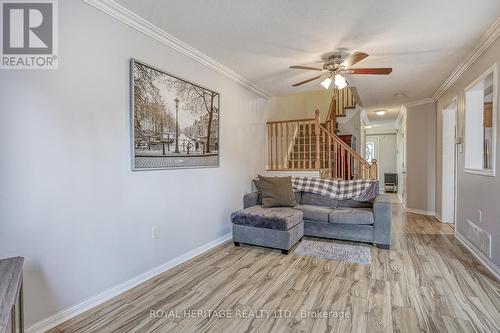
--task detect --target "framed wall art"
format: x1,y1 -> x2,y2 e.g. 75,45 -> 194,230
131,59 -> 220,170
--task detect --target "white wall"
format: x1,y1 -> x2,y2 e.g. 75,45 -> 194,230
366,127 -> 398,135
360,114 -> 367,160
406,102 -> 437,213
436,36 -> 500,269
268,89 -> 362,153
396,107 -> 407,205
464,87 -> 486,169
269,89 -> 334,121
441,102 -> 457,224
0,0 -> 268,327
366,134 -> 397,187
337,108 -> 362,154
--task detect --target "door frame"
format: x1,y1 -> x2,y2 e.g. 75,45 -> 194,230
365,136 -> 380,180
441,97 -> 458,224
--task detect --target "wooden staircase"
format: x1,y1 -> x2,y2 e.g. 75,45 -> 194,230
324,87 -> 358,134
267,109 -> 376,180
332,87 -> 357,117
288,122 -> 319,170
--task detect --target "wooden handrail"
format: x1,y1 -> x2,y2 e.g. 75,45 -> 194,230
266,118 -> 315,124
319,124 -> 370,167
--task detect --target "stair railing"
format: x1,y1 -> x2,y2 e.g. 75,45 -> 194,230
266,117 -> 316,170
266,110 -> 377,180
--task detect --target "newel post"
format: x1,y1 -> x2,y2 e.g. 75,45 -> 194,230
369,159 -> 378,180
314,109 -> 321,170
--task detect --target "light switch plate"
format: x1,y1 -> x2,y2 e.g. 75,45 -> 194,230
152,225 -> 159,239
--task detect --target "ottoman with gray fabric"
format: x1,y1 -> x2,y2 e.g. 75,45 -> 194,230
231,205 -> 304,254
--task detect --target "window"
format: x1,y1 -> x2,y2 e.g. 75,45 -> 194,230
365,137 -> 378,163
365,142 -> 375,162
464,64 -> 497,176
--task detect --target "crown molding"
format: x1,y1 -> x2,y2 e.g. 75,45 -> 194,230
395,105 -> 406,127
360,108 -> 370,125
433,17 -> 500,101
404,98 -> 434,108
83,0 -> 271,98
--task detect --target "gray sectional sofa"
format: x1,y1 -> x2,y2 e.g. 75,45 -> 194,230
240,190 -> 392,250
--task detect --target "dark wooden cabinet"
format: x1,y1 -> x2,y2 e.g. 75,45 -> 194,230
338,134 -> 357,152
0,257 -> 24,333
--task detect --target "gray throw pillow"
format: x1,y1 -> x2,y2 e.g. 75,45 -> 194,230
258,175 -> 297,207
253,178 -> 262,194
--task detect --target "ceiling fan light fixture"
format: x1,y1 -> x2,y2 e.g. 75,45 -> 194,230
320,77 -> 332,89
375,110 -> 386,116
289,52 -> 392,88
334,74 -> 347,89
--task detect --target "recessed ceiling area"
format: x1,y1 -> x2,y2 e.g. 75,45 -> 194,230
116,0 -> 500,112
365,107 -> 401,127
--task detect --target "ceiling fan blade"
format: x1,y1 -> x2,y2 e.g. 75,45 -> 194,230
346,68 -> 392,75
289,65 -> 323,71
291,75 -> 323,87
340,52 -> 368,68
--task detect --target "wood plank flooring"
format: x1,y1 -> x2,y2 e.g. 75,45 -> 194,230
48,203 -> 500,333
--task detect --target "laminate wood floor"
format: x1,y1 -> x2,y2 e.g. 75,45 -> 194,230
48,204 -> 500,333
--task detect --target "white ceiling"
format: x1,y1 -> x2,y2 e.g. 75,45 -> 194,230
366,108 -> 401,127
116,0 -> 500,117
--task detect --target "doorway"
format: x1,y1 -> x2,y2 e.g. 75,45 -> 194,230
442,99 -> 457,224
366,134 -> 398,192
365,136 -> 379,179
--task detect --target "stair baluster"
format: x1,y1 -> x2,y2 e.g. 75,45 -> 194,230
266,110 -> 377,180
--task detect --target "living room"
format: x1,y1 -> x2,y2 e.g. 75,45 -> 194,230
0,1 -> 499,332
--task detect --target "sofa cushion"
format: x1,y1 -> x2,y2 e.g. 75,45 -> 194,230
328,208 -> 374,225
294,191 -> 302,204
300,192 -> 338,208
231,205 -> 303,231
243,192 -> 261,208
304,220 -> 374,243
253,178 -> 262,193
258,175 -> 297,207
294,205 -> 331,222
337,199 -> 373,208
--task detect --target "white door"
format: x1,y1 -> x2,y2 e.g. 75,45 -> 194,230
442,100 -> 457,224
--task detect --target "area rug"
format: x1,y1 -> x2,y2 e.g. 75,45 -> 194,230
293,239 -> 371,264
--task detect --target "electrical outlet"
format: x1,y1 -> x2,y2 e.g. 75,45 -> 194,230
152,225 -> 159,240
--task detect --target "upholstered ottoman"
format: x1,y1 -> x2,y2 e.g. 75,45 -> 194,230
231,206 -> 304,254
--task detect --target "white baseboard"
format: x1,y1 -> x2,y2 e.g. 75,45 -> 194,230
455,232 -> 500,281
434,215 -> 454,224
433,215 -> 454,224
404,207 -> 436,216
26,233 -> 232,333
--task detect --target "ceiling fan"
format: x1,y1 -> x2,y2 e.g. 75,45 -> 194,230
289,52 -> 392,89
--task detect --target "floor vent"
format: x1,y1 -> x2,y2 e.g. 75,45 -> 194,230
466,220 -> 492,258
